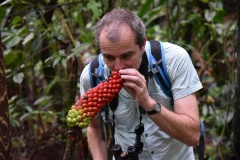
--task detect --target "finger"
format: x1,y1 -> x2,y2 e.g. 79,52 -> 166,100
120,70 -> 146,85
122,79 -> 137,87
121,74 -> 137,83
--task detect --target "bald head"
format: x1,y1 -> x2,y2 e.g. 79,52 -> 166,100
94,9 -> 146,49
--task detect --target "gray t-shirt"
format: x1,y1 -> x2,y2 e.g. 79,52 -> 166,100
80,41 -> 203,160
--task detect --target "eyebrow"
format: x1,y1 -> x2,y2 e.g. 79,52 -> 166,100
102,50 -> 134,57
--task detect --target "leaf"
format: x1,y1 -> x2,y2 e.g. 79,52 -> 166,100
201,0 -> 210,2
144,6 -> 166,27
204,10 -> 216,22
61,59 -> 67,69
138,0 -> 155,18
19,113 -> 31,121
0,4 -> 7,25
44,56 -> 53,63
210,1 -> 223,10
25,105 -> 33,112
33,96 -> 52,106
3,48 -> 11,56
87,0 -> 101,21
67,42 -> 91,59
0,0 -> 11,6
13,72 -> 24,84
53,57 -> 61,67
6,36 -> 21,48
44,76 -> 60,94
222,111 -> 233,124
22,33 -> 34,46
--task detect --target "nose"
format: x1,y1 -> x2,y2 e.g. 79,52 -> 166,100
114,59 -> 124,70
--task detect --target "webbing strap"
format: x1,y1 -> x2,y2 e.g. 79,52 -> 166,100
89,54 -> 105,88
89,56 -> 99,88
108,95 -> 118,145
199,122 -> 205,160
148,40 -> 173,99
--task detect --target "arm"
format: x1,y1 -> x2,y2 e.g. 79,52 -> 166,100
87,116 -> 108,160
119,68 -> 200,146
146,93 -> 200,146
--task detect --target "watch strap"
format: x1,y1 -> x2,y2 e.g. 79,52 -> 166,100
146,110 -> 157,115
146,102 -> 161,115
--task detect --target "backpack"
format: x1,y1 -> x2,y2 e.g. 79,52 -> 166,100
89,40 -> 205,160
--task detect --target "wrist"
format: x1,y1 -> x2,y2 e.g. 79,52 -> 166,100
144,98 -> 157,111
146,102 -> 161,115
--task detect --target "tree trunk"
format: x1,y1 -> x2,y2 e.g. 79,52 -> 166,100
233,4 -> 240,160
0,28 -> 12,159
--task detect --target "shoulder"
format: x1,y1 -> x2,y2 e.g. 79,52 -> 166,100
160,42 -> 192,72
145,41 -> 190,62
160,42 -> 202,99
80,63 -> 91,86
162,42 -> 190,60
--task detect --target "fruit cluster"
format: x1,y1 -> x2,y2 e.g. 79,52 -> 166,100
66,71 -> 123,129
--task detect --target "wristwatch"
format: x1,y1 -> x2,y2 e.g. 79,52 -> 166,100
146,102 -> 161,115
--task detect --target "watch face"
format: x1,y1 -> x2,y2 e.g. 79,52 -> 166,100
147,102 -> 161,115
155,103 -> 161,112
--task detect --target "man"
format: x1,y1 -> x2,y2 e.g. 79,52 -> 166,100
80,8 -> 203,160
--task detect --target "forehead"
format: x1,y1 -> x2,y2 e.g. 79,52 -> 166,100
99,24 -> 137,53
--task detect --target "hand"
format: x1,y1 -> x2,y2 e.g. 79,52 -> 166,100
119,69 -> 152,108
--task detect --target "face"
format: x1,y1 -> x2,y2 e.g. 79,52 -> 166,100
99,25 -> 146,71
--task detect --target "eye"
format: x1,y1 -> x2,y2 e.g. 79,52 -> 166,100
103,55 -> 115,61
121,53 -> 131,60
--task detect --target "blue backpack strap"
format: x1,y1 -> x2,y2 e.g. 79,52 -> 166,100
89,54 -> 105,88
148,40 -> 173,104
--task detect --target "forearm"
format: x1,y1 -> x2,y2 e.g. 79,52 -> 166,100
145,95 -> 200,146
150,105 -> 200,146
87,120 -> 108,159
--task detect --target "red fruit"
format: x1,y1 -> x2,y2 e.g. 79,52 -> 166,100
66,70 -> 123,128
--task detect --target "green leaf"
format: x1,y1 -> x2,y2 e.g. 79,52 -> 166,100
144,6 -> 166,27
0,4 -> 7,25
13,72 -> 24,84
53,57 -> 61,67
0,0 -> 11,6
210,1 -> 223,10
25,105 -> 33,113
44,76 -> 60,94
61,59 -> 67,69
204,10 -> 216,22
3,48 -> 12,56
138,0 -> 154,18
68,42 -> 91,59
22,33 -> 34,46
209,86 -> 221,97
4,50 -> 22,70
33,96 -> 52,106
6,36 -> 21,48
201,0 -> 210,2
10,16 -> 22,27
19,113 -> 31,121
87,0 -> 101,21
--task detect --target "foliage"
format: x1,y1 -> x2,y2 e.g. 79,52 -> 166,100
0,0 -> 238,159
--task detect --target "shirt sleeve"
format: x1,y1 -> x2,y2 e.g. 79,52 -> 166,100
80,64 -> 91,96
164,42 -> 203,100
